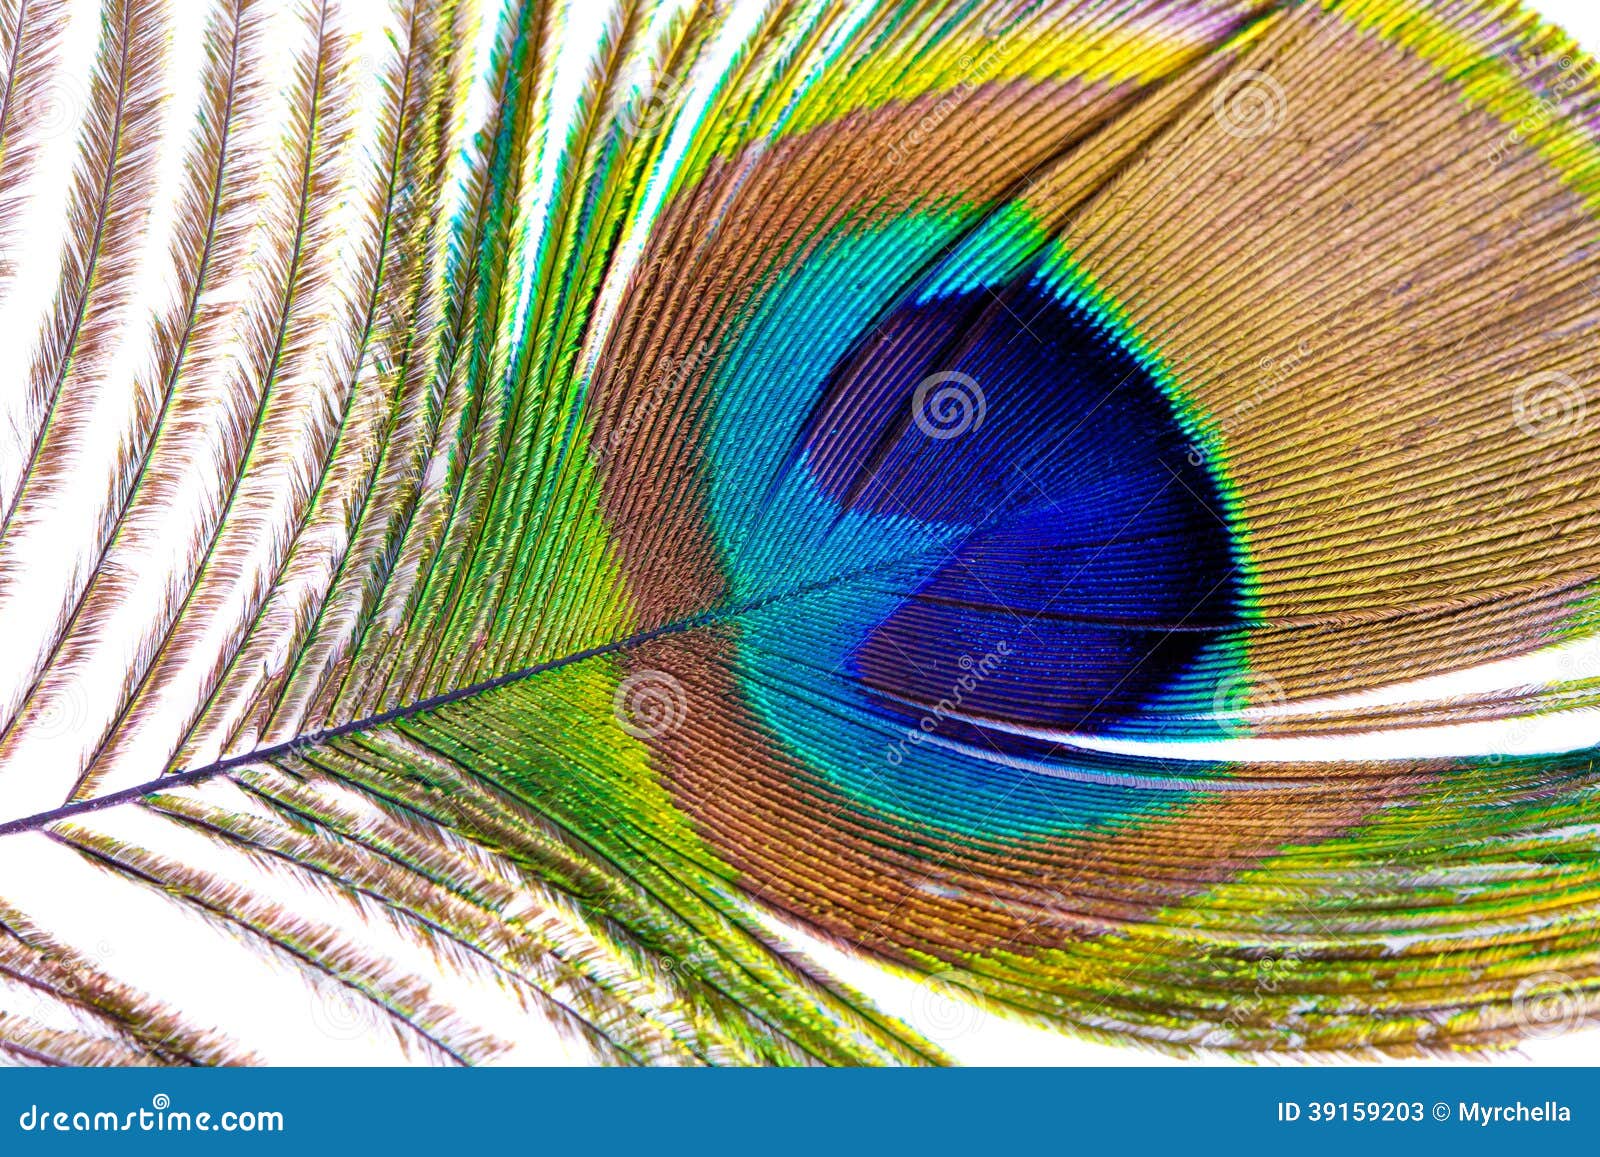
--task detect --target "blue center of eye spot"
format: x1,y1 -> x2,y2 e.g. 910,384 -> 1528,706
804,281 -> 1238,739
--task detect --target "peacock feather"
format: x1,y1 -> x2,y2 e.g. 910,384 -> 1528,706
0,0 -> 1598,1064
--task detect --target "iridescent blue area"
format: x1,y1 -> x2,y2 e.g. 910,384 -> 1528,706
698,220 -> 1236,836
805,282 -> 1236,733
736,583 -> 1176,840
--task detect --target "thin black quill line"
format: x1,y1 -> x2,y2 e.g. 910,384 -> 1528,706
0,534 -> 974,839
